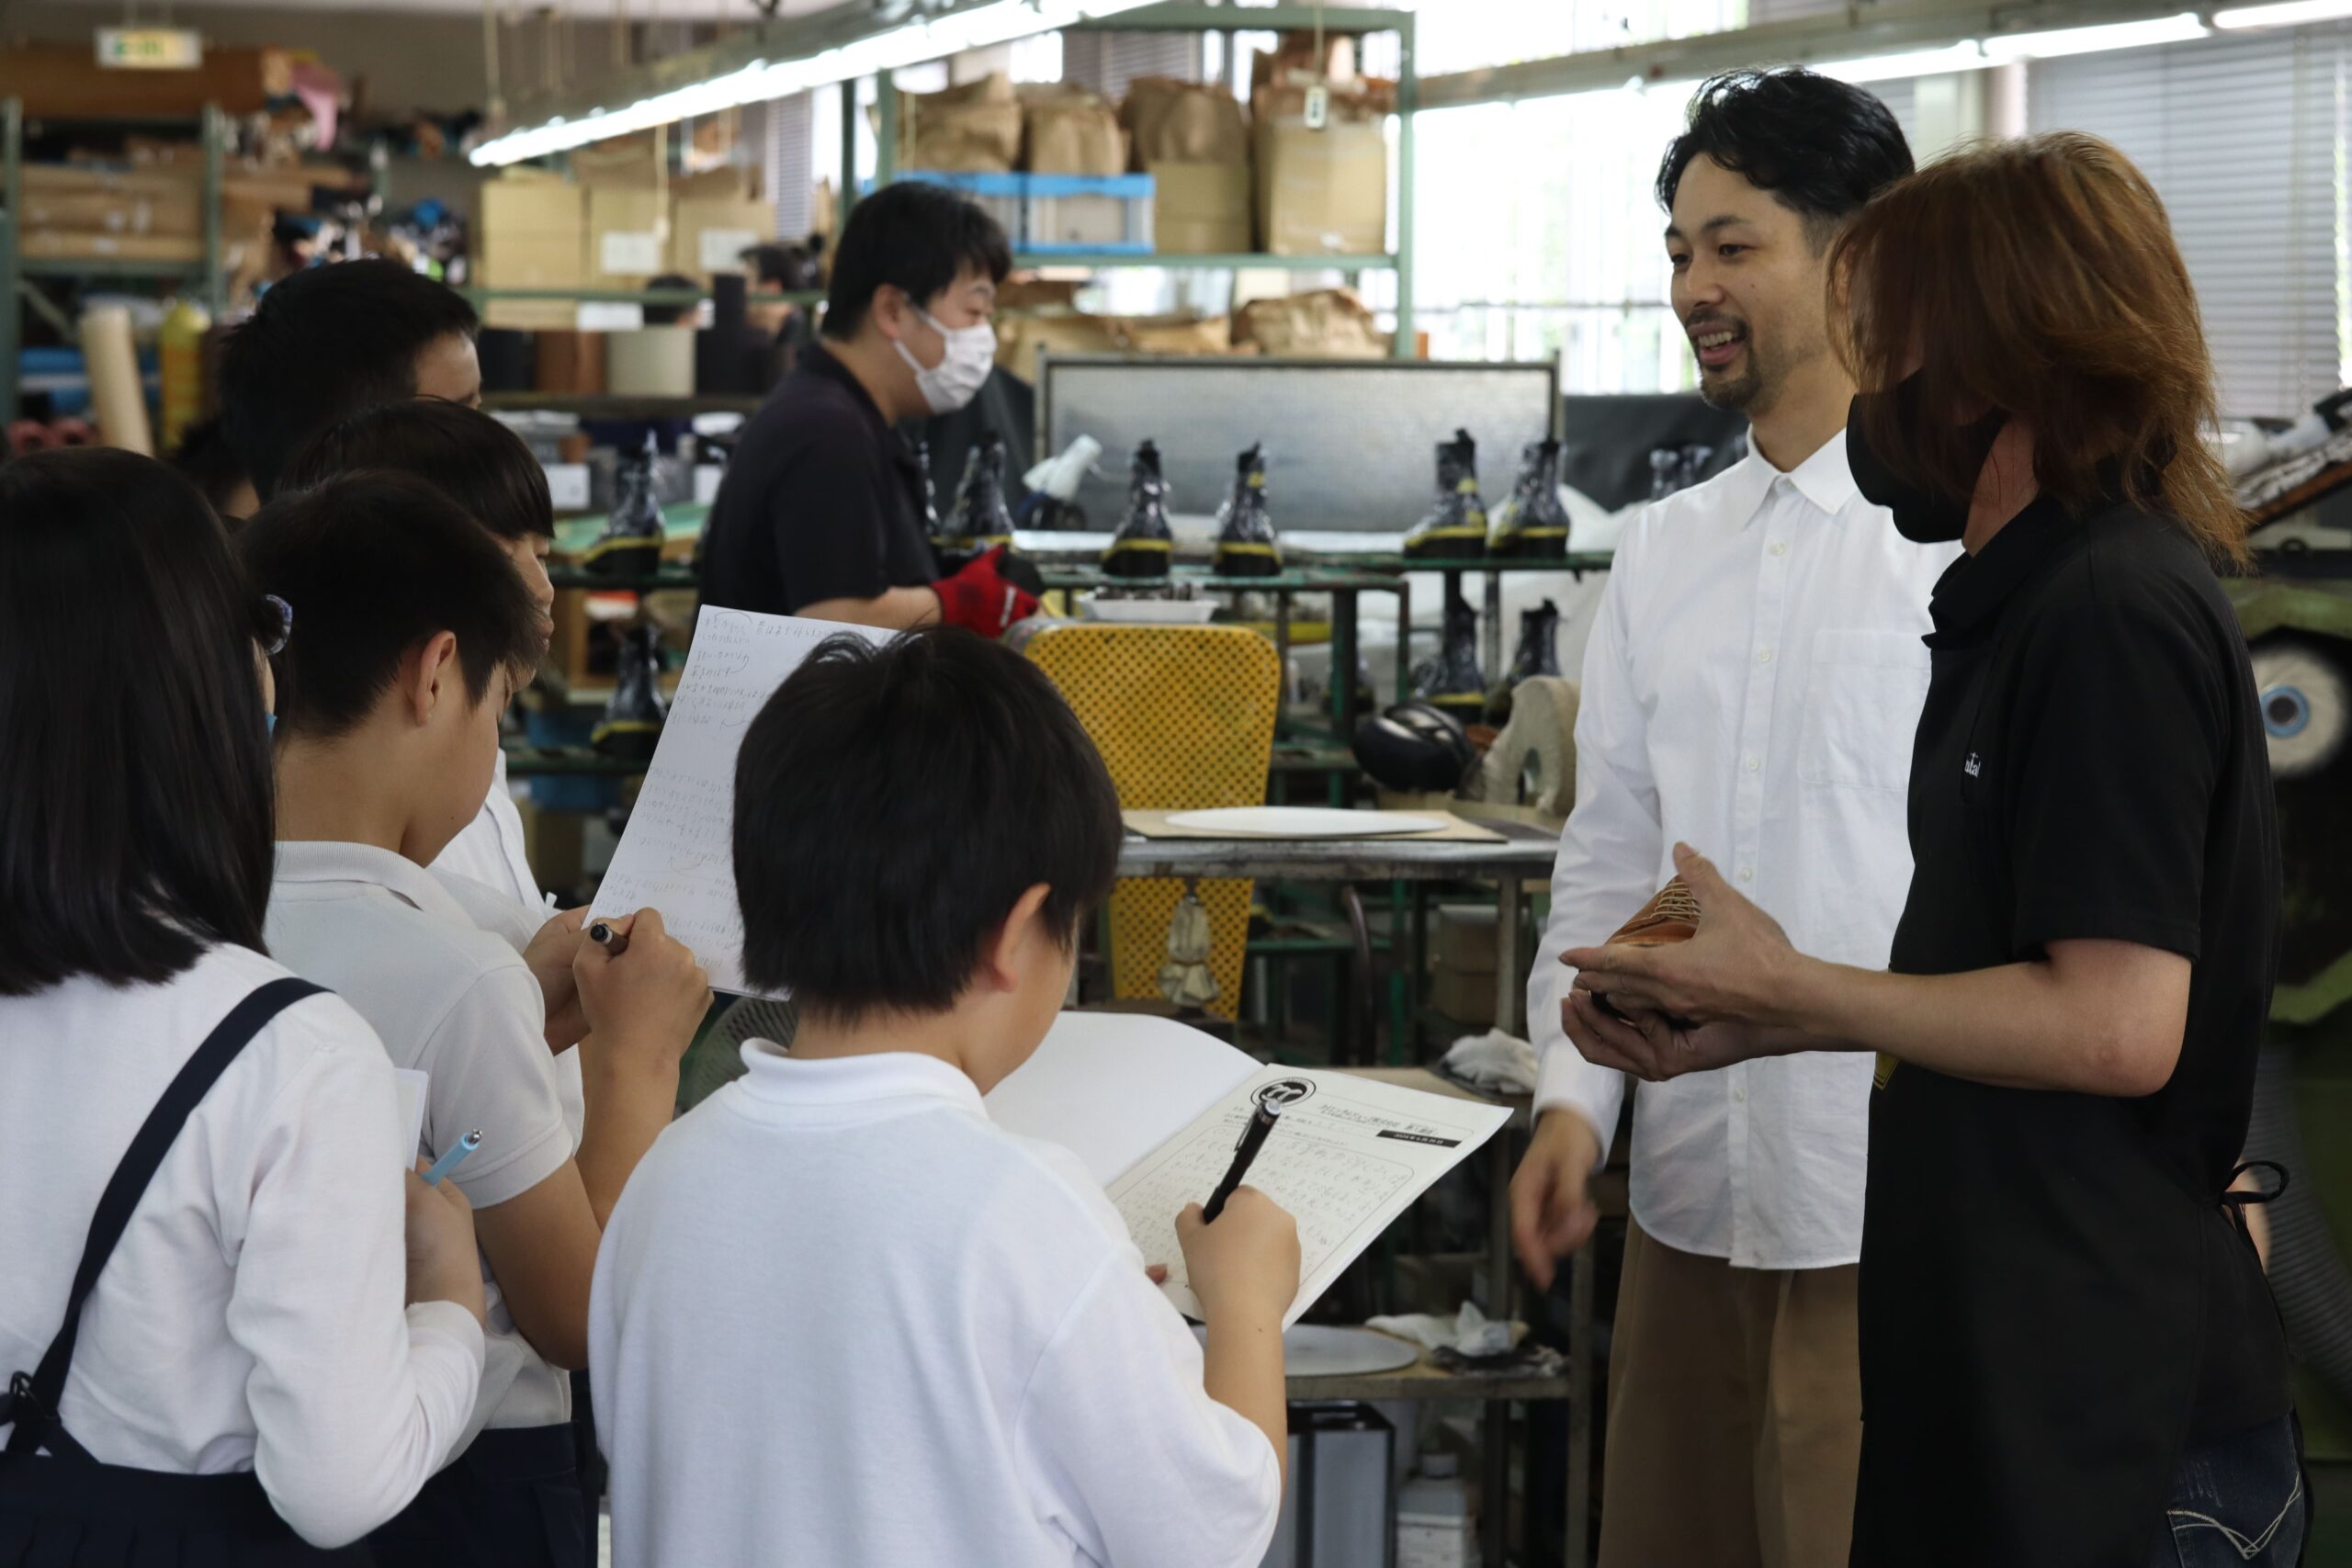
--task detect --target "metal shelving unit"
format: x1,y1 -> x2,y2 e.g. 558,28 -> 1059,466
2,96 -> 227,423
853,3 -> 1419,358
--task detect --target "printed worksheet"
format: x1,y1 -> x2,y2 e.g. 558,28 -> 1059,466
591,608 -> 889,995
1108,1065 -> 1511,1328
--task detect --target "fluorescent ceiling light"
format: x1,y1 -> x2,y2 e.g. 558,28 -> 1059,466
472,0 -> 1157,165
2214,0 -> 2352,28
1982,11 -> 2210,58
1814,42 -> 1993,81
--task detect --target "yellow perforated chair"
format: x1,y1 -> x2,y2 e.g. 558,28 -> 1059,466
1019,623 -> 1282,1019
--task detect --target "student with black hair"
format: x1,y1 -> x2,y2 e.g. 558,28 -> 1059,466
698,181 -> 1038,636
1507,69 -> 1938,1567
240,474 -> 711,1568
168,414 -> 254,519
0,448 -> 489,1562
218,258 -> 483,513
287,400 -> 559,915
591,629 -> 1297,1568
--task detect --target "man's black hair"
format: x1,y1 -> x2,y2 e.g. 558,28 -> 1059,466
1657,69 -> 1915,244
821,182 -> 1011,341
287,399 -> 553,542
733,627 -> 1120,1019
0,448 -> 277,994
237,471 -> 541,740
168,415 -> 252,519
219,258 -> 480,502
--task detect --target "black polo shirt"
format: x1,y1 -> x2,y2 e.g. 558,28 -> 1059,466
1852,494 -> 2288,1567
697,344 -> 938,616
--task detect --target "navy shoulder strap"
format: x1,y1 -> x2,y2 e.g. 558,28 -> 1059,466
3,976 -> 327,1458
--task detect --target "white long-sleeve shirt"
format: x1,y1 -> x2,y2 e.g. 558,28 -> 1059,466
0,943 -> 485,1546
1529,439 -> 1955,1269
591,1045 -> 1283,1568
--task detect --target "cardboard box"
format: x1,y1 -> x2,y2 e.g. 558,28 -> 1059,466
21,230 -> 202,264
20,166 -> 202,238
1430,964 -> 1498,1030
670,195 -> 774,278
1148,161 -> 1250,255
589,186 -> 666,284
478,177 -> 586,331
1255,117 -> 1387,257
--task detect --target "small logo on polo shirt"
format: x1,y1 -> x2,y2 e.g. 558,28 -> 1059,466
1964,752 -> 1982,778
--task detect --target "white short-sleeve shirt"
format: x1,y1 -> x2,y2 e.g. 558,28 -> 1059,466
267,840 -> 577,1434
591,1046 -> 1283,1568
0,944 -> 484,1547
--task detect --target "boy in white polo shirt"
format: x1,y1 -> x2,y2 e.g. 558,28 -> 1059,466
590,627 -> 1297,1568
239,472 -> 713,1568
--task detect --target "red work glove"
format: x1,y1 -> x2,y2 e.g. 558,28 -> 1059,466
933,546 -> 1041,637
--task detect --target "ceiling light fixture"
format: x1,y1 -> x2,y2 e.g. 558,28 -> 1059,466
471,0 -> 1159,166
1982,10 -> 2210,59
1813,42 -> 1994,82
2214,0 -> 2352,27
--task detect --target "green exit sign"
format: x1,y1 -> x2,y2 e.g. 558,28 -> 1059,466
95,27 -> 204,69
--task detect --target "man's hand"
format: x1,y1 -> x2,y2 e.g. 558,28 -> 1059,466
1563,843 -> 1804,1030
524,906 -> 593,1052
1510,1109 -> 1602,1291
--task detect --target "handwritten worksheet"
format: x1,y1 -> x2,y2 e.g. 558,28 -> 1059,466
991,1030 -> 1512,1328
591,608 -> 888,995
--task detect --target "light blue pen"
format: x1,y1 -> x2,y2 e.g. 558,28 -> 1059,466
422,1130 -> 482,1187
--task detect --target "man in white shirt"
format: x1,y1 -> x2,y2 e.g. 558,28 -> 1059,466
1508,70 -> 1947,1568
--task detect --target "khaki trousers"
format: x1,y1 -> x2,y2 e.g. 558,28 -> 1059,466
1597,1221 -> 1863,1568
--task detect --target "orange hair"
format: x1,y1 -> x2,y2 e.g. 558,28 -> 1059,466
1829,132 -> 2247,567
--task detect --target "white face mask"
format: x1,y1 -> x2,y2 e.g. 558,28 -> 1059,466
892,304 -> 996,414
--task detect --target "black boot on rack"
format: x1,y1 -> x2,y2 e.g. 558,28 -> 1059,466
1489,437 -> 1571,558
592,624 -> 670,761
1403,428 -> 1489,560
934,432 -> 1016,575
1102,439 -> 1176,580
1487,597 -> 1564,724
1412,592 -> 1488,723
1212,443 -> 1282,579
582,433 -> 667,580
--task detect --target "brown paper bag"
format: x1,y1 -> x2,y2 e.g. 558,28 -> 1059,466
892,73 -> 1024,174
1022,85 -> 1127,175
1231,288 -> 1388,358
1121,76 -> 1250,167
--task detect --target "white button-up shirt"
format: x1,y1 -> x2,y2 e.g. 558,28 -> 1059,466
1529,437 -> 1956,1269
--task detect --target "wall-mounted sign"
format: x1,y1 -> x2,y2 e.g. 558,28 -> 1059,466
95,27 -> 205,69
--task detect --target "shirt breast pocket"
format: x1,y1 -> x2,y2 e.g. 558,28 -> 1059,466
1797,628 -> 1931,795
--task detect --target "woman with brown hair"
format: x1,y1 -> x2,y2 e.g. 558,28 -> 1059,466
1552,132 -> 2300,1566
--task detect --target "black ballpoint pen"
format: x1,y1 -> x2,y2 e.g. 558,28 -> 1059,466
1204,1099 -> 1283,1222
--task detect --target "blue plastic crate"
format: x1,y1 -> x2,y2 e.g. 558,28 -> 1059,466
1023,173 -> 1155,255
890,170 -> 1023,242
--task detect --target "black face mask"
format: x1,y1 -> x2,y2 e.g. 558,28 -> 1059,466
1847,376 -> 2008,544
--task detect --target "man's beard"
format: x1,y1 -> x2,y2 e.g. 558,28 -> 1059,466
1698,340 -> 1768,413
